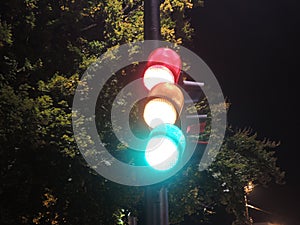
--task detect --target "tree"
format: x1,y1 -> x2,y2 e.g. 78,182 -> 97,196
0,1 -> 284,225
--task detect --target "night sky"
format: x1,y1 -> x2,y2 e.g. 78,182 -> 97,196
189,0 -> 299,224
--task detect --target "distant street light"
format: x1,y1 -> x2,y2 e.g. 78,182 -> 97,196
244,181 -> 255,224
245,181 -> 255,194
244,181 -> 274,224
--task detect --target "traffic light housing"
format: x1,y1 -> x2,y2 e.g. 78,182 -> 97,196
142,48 -> 186,171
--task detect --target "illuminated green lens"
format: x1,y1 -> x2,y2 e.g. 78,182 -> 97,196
145,124 -> 186,171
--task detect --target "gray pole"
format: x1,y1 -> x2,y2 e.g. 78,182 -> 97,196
159,187 -> 169,225
144,0 -> 161,40
146,185 -> 169,225
145,186 -> 154,225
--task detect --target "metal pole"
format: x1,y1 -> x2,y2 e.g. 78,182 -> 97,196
145,185 -> 170,225
244,194 -> 251,224
159,187 -> 169,225
144,0 -> 161,40
145,186 -> 154,225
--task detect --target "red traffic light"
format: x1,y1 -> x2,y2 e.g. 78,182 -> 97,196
143,48 -> 182,90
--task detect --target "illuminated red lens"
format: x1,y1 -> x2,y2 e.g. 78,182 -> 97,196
146,48 -> 182,84
143,65 -> 175,91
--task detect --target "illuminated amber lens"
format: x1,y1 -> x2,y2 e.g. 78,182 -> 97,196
143,98 -> 177,128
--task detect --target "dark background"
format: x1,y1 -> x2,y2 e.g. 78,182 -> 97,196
189,0 -> 299,224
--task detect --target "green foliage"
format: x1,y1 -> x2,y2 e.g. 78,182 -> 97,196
207,128 -> 284,225
0,0 -> 284,225
0,19 -> 13,47
165,127 -> 284,225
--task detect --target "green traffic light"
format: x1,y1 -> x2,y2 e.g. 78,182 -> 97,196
145,124 -> 186,171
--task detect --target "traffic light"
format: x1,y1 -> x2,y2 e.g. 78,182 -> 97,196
142,47 -> 186,171
143,47 -> 182,90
